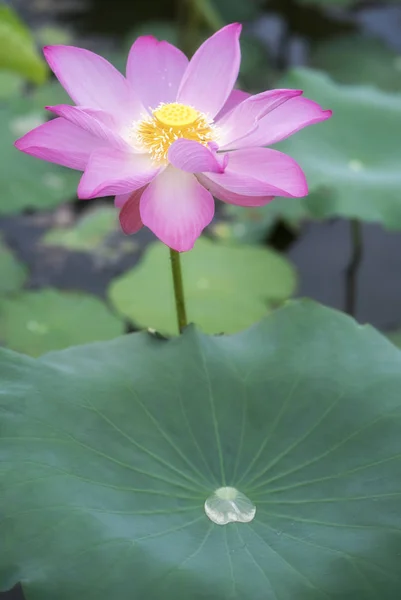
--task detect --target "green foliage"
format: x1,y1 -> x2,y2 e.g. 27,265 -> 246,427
276,68 -> 401,229
42,207 -> 119,252
239,33 -> 275,92
0,237 -> 27,294
297,0 -> 401,5
0,100 -> 79,214
41,207 -> 138,265
29,80 -> 71,110
387,330 -> 401,348
0,4 -> 47,84
214,198 -> 310,245
1,301 -> 401,599
295,0 -> 360,6
191,0 -> 264,27
109,237 -> 296,335
0,71 -> 24,99
0,289 -> 125,356
311,34 -> 401,93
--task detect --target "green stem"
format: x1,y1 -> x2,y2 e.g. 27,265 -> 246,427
345,219 -> 362,317
170,248 -> 188,333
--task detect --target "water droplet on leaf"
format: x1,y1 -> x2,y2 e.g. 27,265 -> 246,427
204,486 -> 256,526
348,159 -> 364,172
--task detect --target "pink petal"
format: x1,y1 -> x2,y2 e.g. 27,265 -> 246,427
43,46 -> 142,127
218,89 -> 303,150
14,117 -> 99,170
119,188 -> 145,234
177,24 -> 242,118
126,36 -> 188,111
114,192 -> 131,208
215,88 -> 251,120
201,148 -> 308,198
197,174 -> 274,206
140,167 -> 215,252
46,105 -> 128,150
231,96 -> 333,148
168,139 -> 227,173
78,148 -> 160,199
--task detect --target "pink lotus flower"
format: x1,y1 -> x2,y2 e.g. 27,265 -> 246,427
15,24 -> 331,252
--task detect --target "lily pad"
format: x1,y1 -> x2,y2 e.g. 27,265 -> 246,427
311,34 -> 401,92
276,68 -> 401,229
387,330 -> 401,348
41,207 -> 138,265
0,289 -> 125,356
42,207 -> 119,252
108,237 -> 297,335
0,71 -> 24,100
0,5 -> 47,84
214,197 -> 310,245
0,100 -> 79,214
1,301 -> 401,599
0,237 -> 27,294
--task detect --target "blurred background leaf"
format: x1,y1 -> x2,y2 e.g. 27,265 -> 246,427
311,34 -> 401,92
41,207 -> 119,253
0,4 -> 47,84
0,236 -> 27,294
0,100 -> 79,215
276,68 -> 401,229
109,237 -> 297,335
0,289 -> 125,357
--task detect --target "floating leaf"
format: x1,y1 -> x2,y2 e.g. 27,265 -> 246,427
0,5 -> 47,84
29,79 -> 72,110
215,197 -> 310,245
311,34 -> 401,92
0,237 -> 27,294
42,207 -> 119,252
0,289 -> 124,356
1,301 -> 401,599
0,71 -> 24,99
108,237 -> 296,335
0,101 -> 79,214
276,68 -> 401,229
387,330 -> 401,348
41,207 -> 137,265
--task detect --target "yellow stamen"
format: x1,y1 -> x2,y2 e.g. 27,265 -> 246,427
133,102 -> 216,164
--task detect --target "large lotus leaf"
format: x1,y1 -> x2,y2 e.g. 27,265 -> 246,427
0,5 -> 47,84
108,237 -> 296,335
0,237 -> 27,294
311,34 -> 401,92
0,289 -> 125,356
1,301 -> 401,599
276,68 -> 401,229
0,100 -> 79,214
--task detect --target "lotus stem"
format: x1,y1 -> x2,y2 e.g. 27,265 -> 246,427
170,248 -> 188,334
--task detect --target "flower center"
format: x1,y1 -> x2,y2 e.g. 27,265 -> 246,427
153,103 -> 199,127
134,102 -> 216,164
